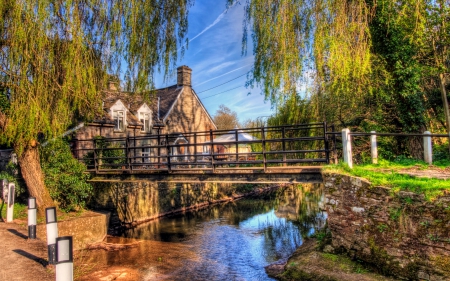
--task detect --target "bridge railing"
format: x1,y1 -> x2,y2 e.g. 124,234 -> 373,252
72,122 -> 334,173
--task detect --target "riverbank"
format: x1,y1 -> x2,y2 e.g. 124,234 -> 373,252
266,238 -> 399,281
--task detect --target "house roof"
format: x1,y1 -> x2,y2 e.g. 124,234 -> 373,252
96,84 -> 216,130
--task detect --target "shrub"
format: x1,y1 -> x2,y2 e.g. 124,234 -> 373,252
0,161 -> 26,198
40,138 -> 93,212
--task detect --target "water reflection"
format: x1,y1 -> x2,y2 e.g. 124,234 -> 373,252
84,183 -> 325,281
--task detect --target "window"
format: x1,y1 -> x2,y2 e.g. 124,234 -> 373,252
141,148 -> 150,163
113,111 -> 125,131
140,112 -> 151,133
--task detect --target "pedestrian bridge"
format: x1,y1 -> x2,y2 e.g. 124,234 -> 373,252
72,122 -> 336,182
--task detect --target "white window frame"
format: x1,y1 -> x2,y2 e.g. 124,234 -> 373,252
140,112 -> 151,133
113,110 -> 125,131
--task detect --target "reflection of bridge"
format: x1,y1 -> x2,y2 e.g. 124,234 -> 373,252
73,122 -> 336,179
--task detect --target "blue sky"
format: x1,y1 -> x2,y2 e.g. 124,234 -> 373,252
154,0 -> 274,123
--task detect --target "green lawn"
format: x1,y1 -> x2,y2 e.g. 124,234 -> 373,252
324,159 -> 450,201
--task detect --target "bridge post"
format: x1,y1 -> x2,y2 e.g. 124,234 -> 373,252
210,130 -> 215,172
282,127 -> 287,166
342,128 -> 353,168
261,127 -> 266,172
165,134 -> 171,172
370,131 -> 378,164
423,131 -> 432,164
323,122 -> 330,164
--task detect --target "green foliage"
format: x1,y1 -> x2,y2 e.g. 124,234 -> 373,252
40,138 -> 92,212
0,202 -> 28,220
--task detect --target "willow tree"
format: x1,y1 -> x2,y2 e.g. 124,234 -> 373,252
0,0 -> 192,211
227,0 -> 373,121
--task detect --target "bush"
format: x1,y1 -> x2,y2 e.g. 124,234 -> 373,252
0,161 -> 26,198
40,138 -> 93,212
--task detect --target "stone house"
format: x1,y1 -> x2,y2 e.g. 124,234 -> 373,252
72,66 -> 217,164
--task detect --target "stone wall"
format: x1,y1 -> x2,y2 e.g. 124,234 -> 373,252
36,211 -> 110,250
88,179 -> 278,226
323,172 -> 450,281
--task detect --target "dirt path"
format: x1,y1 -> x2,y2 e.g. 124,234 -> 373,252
0,221 -> 53,281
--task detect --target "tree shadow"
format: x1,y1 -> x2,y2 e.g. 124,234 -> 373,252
12,249 -> 48,267
7,229 -> 28,239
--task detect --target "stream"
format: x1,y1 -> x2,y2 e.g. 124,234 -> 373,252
84,183 -> 325,280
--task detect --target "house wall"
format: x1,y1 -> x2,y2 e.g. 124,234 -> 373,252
164,87 -> 215,156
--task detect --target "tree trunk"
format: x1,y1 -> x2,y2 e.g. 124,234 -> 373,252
18,144 -> 54,214
438,73 -> 450,155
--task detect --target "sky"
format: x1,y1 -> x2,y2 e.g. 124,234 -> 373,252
154,0 -> 274,123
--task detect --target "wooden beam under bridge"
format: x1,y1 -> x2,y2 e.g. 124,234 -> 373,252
89,167 -> 323,184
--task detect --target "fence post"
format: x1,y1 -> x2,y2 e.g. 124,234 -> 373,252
370,131 -> 378,164
323,122 -> 330,164
165,134 -> 171,172
6,182 -> 15,222
261,127 -> 267,172
342,128 -> 353,168
423,131 -> 432,164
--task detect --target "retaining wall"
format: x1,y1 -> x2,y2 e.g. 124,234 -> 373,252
323,172 -> 450,280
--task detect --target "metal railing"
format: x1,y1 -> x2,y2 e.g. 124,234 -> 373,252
71,122 -> 333,174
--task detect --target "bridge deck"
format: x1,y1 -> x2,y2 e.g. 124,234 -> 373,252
89,166 -> 324,183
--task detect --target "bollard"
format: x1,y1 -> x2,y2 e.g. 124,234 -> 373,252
46,207 -> 58,265
370,131 -> 378,164
342,128 -> 353,168
423,131 -> 432,164
28,197 -> 37,239
6,182 -> 15,222
56,236 -> 73,281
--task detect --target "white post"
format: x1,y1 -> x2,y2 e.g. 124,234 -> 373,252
423,131 -> 432,164
371,131 -> 378,164
28,197 -> 37,239
46,207 -> 58,265
6,182 -> 15,222
56,236 -> 73,281
342,128 -> 353,168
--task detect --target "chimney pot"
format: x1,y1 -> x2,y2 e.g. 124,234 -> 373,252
177,66 -> 192,87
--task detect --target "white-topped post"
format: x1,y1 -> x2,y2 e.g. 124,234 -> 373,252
371,131 -> 378,164
423,131 -> 432,164
56,236 -> 73,281
6,182 -> 15,222
28,197 -> 37,239
46,207 -> 58,265
342,128 -> 353,168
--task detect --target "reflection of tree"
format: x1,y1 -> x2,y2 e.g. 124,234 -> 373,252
121,184 -> 325,246
274,184 -> 325,237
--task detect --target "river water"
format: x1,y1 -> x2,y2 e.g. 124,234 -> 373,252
83,184 -> 325,281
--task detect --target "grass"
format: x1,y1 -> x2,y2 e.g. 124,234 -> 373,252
0,201 -> 28,220
324,159 -> 450,201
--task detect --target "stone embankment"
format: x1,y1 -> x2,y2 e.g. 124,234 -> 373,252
89,179 -> 284,227
323,172 -> 450,281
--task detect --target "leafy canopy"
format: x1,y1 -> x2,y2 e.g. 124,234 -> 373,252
0,0 -> 192,154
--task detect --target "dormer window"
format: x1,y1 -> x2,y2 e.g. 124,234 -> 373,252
113,110 -> 125,131
140,112 -> 151,133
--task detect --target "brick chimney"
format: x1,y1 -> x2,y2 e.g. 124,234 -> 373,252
177,65 -> 192,87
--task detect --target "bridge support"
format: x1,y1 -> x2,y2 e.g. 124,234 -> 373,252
342,129 -> 353,168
